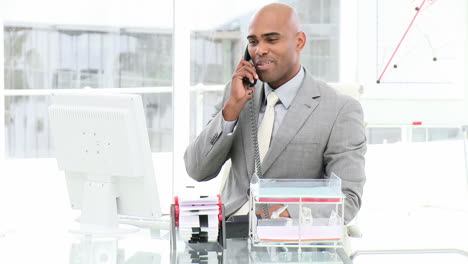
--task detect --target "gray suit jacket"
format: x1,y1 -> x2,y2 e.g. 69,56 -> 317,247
184,69 -> 366,224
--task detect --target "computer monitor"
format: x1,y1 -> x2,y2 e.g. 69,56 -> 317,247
48,92 -> 161,235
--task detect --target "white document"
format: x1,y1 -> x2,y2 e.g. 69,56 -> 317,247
256,225 -> 342,241
178,214 -> 219,228
179,205 -> 219,211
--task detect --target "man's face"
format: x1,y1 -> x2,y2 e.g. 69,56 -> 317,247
247,13 -> 301,88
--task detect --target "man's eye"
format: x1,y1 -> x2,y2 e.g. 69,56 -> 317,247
249,40 -> 257,45
268,38 -> 278,43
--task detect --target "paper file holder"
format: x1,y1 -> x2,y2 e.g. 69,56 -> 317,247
249,173 -> 345,248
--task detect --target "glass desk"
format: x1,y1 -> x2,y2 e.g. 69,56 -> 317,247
174,238 -> 351,264
0,225 -> 351,263
0,226 -> 171,264
351,249 -> 468,264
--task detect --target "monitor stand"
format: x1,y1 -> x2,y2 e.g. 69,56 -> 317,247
70,177 -> 138,236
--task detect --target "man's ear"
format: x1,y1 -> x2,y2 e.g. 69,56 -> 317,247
295,31 -> 306,51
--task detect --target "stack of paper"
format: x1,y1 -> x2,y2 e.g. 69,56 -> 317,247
177,195 -> 220,243
256,224 -> 342,242
258,186 -> 342,203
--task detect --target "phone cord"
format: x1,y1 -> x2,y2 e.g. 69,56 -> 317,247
248,96 -> 263,178
249,94 -> 269,218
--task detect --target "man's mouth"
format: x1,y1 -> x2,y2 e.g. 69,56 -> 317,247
255,60 -> 274,70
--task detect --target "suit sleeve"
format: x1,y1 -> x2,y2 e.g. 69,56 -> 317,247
323,97 -> 367,224
184,83 -> 237,182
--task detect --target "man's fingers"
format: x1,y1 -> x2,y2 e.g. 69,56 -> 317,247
242,64 -> 258,80
233,64 -> 257,84
236,59 -> 255,71
234,71 -> 255,85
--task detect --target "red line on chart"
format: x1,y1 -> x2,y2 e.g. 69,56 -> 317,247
420,0 -> 441,13
377,0 -> 427,83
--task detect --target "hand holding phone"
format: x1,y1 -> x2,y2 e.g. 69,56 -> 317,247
221,46 -> 257,121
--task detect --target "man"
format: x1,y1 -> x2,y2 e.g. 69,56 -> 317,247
184,3 -> 366,224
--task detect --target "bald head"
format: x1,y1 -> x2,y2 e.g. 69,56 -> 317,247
246,3 -> 306,88
249,3 -> 301,34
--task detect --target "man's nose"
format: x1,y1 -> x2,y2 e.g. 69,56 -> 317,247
255,42 -> 269,57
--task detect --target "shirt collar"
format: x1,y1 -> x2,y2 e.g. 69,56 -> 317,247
264,66 -> 305,109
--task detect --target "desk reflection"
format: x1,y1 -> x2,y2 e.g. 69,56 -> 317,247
174,238 -> 345,264
70,236 -> 161,264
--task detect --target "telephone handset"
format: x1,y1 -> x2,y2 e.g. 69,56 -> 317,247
242,47 -> 257,87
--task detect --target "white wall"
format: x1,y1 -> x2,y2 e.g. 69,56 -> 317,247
339,0 -> 359,82
361,100 -> 467,126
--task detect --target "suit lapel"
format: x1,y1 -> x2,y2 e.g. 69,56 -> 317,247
261,72 -> 321,175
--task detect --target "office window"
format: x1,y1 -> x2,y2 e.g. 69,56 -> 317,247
412,127 -> 463,143
4,26 -> 172,89
118,32 -> 172,88
3,24 -> 173,158
427,127 -> 462,142
4,96 -> 51,158
412,127 -> 427,143
141,93 -> 173,152
367,127 -> 402,144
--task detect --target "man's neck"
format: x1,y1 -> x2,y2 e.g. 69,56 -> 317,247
268,64 -> 302,89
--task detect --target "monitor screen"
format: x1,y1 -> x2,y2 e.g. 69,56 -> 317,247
49,93 -> 161,234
